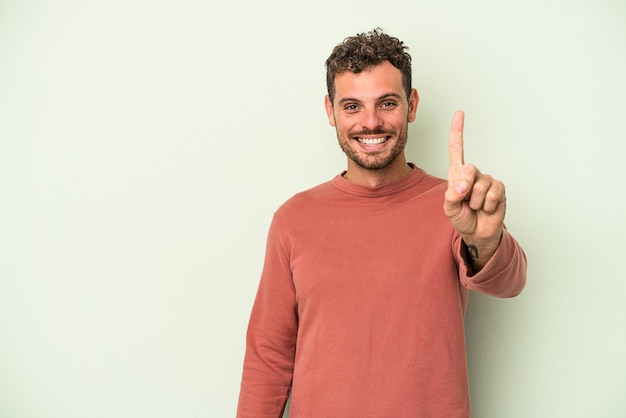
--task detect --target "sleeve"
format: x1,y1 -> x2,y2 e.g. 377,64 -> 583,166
237,214 -> 298,418
454,227 -> 527,298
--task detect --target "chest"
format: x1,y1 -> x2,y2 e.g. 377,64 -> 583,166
288,201 -> 460,315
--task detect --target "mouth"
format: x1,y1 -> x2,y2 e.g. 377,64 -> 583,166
355,136 -> 391,146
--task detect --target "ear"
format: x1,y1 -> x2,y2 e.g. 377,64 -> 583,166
407,88 -> 419,123
324,95 -> 336,127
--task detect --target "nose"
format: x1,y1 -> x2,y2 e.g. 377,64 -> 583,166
360,107 -> 383,131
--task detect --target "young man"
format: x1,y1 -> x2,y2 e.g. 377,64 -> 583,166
237,28 -> 526,417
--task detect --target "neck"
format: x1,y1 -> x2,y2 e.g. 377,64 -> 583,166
343,158 -> 413,188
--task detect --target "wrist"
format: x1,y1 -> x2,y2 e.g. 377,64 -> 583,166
461,229 -> 503,272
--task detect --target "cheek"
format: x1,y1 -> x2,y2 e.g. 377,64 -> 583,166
334,118 -> 354,135
390,115 -> 411,133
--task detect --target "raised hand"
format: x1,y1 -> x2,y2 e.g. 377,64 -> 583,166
443,111 -> 506,270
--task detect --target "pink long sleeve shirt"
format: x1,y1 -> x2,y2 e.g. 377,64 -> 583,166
237,165 -> 526,417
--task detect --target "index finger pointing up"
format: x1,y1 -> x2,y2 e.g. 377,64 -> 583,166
449,110 -> 465,167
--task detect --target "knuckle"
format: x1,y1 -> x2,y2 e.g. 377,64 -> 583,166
486,188 -> 500,200
472,181 -> 487,195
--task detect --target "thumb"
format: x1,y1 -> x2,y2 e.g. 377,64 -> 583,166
443,184 -> 463,218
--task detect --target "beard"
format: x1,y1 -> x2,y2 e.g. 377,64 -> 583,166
337,125 -> 408,171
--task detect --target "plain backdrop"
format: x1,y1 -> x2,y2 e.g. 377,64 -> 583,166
1,0 -> 625,417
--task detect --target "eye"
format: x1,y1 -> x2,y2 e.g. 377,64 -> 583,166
380,101 -> 397,109
344,103 -> 360,112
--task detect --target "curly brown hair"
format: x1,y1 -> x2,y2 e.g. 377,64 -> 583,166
325,28 -> 412,105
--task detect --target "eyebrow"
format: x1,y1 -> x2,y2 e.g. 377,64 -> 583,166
337,93 -> 403,106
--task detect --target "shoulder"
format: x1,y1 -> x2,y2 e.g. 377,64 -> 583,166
409,169 -> 447,200
420,172 -> 447,191
275,179 -> 336,218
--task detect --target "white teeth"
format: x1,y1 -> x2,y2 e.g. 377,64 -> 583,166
357,137 -> 387,145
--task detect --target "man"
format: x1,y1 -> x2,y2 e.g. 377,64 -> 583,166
237,28 -> 526,417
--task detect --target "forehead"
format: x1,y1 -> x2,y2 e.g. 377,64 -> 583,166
333,61 -> 406,103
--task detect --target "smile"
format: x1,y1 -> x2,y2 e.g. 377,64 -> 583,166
356,136 -> 389,146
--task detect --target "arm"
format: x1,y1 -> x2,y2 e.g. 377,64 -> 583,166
454,227 -> 527,297
444,111 -> 526,296
237,216 -> 298,418
444,111 -> 508,273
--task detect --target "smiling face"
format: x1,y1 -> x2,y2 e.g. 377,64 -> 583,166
325,61 -> 419,186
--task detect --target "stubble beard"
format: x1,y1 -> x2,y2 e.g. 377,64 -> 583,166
337,125 -> 409,171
